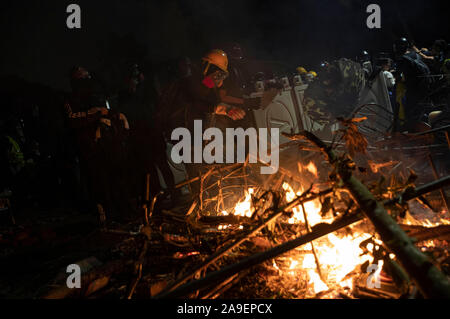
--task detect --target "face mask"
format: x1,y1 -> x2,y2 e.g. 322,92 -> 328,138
202,70 -> 228,88
202,76 -> 216,88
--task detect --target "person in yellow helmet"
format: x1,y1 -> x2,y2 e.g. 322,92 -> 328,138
202,50 -> 228,73
198,49 -> 245,121
157,49 -> 245,135
296,66 -> 309,83
296,66 -> 307,75
306,70 -> 317,83
188,49 -> 245,193
201,49 -> 229,89
155,49 -> 246,195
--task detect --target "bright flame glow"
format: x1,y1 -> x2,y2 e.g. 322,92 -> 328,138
403,211 -> 450,227
275,182 -> 373,295
305,162 -> 318,177
227,181 -> 448,298
308,270 -> 329,294
289,260 -> 299,270
282,182 -> 326,225
233,188 -> 254,218
368,260 -> 384,287
298,161 -> 319,177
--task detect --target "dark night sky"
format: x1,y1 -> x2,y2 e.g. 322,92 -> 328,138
0,0 -> 449,90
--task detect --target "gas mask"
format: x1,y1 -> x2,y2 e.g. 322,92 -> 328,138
202,69 -> 228,88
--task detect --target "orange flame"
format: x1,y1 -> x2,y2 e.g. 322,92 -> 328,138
233,188 -> 254,218
297,161 -> 319,177
279,182 -> 373,295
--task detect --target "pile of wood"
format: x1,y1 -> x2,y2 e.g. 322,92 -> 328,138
40,129 -> 450,299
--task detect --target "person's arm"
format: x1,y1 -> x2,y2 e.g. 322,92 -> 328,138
217,88 -> 246,120
186,77 -> 246,120
412,45 -> 434,61
185,77 -> 220,114
384,71 -> 396,88
218,88 -> 244,105
64,102 -> 108,129
214,104 -> 246,120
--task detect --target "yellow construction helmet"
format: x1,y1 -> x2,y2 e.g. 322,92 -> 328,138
202,49 -> 229,75
308,71 -> 317,77
296,66 -> 307,74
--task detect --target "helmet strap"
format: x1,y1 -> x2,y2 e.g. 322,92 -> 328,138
203,62 -> 211,76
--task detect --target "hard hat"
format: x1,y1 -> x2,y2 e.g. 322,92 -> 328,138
318,61 -> 330,77
358,50 -> 370,63
202,49 -> 228,74
319,61 -> 330,70
308,71 -> 317,77
296,66 -> 307,74
393,37 -> 410,55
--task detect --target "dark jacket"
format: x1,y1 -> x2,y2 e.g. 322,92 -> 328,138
156,68 -> 220,133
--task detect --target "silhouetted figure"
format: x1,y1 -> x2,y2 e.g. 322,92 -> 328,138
64,66 -> 131,222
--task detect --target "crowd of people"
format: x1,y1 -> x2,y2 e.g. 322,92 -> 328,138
1,38 -> 449,223
304,38 -> 450,132
0,44 -> 252,223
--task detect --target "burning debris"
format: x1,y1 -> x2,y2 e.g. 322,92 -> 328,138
20,120 -> 447,300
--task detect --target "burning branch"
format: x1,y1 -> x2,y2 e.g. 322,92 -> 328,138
285,130 -> 450,299
154,213 -> 363,298
154,187 -> 333,297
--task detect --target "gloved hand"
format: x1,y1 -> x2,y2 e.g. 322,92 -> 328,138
215,104 -> 246,120
227,107 -> 246,120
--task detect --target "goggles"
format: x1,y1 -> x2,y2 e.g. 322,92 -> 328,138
210,69 -> 229,83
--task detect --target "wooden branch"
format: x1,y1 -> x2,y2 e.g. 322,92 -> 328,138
175,163 -> 243,189
128,190 -> 160,299
127,230 -> 151,299
199,272 -> 242,299
301,201 -> 324,282
410,124 -> 450,136
43,260 -> 132,299
291,130 -> 450,299
384,175 -> 450,206
428,154 -> 450,212
155,213 -> 363,298
154,187 -> 333,297
155,169 -> 450,299
203,164 -> 245,193
399,224 -> 450,243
